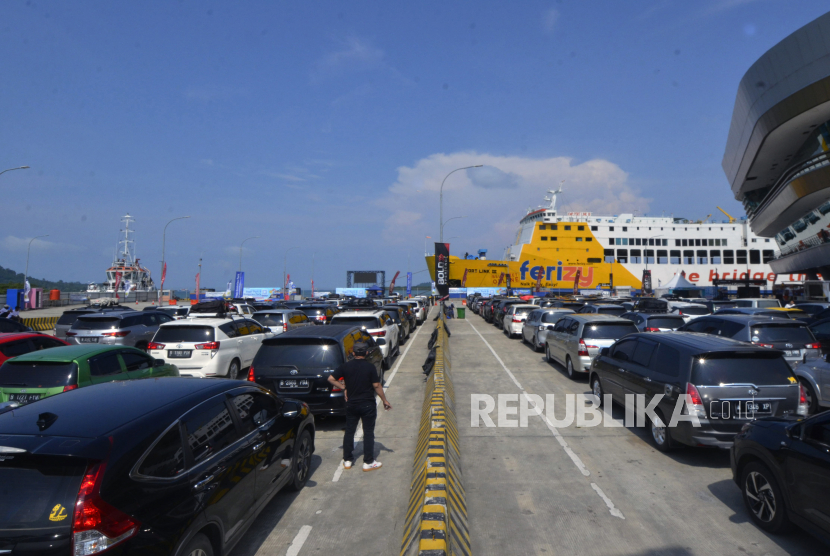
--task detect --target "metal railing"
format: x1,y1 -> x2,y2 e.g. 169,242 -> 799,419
747,151 -> 830,219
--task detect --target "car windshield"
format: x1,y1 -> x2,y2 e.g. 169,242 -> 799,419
298,307 -> 325,316
692,353 -> 795,385
514,307 -> 534,315
256,340 -> 344,369
677,306 -> 709,316
582,323 -> 639,340
56,311 -> 94,326
253,313 -> 284,326
72,317 -> 120,330
751,324 -> 815,343
646,317 -> 685,329
0,361 -> 78,388
153,326 -> 215,343
596,306 -> 626,316
331,317 -> 380,329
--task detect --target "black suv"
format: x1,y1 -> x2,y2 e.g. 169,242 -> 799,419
679,314 -> 820,366
249,325 -> 383,415
590,332 -> 807,451
732,411 -> 830,543
0,378 -> 315,556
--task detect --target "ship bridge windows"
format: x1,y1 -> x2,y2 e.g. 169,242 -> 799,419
683,250 -> 694,264
670,250 -> 681,264
630,249 -> 642,264
750,250 -> 761,265
763,250 -> 774,263
552,224 -> 558,230
724,250 -> 735,264
737,250 -> 748,265
576,237 -> 583,242
657,250 -> 668,264
622,226 -> 627,232
616,249 -> 628,263
697,250 -> 708,264
710,250 -> 721,264
539,224 -> 546,230
645,250 -> 655,264
586,237 -> 592,242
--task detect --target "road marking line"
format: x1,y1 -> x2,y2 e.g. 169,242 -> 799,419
332,307 -> 431,482
285,525 -> 312,556
466,317 -> 625,519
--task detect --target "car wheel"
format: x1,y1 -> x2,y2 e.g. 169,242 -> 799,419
228,359 -> 240,380
799,379 -> 819,415
566,357 -> 575,379
545,343 -> 552,363
741,462 -> 793,534
287,430 -> 313,492
650,409 -> 674,453
592,376 -> 604,408
180,533 -> 214,556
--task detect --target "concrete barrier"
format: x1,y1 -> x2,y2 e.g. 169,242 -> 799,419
21,316 -> 59,332
401,312 -> 470,556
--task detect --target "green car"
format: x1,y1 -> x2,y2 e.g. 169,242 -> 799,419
0,345 -> 179,406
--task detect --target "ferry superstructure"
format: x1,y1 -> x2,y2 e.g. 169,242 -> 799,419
427,188 -> 796,292
104,214 -> 156,293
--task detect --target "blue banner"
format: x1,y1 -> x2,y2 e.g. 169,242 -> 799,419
233,271 -> 245,298
406,272 -> 412,296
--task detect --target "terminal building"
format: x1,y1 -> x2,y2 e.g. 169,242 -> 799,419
723,12 -> 830,289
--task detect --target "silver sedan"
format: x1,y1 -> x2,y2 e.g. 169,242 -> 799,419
793,354 -> 830,415
521,308 -> 574,352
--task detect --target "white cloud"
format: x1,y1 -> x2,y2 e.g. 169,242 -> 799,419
1,235 -> 80,253
377,152 -> 650,251
542,8 -> 559,34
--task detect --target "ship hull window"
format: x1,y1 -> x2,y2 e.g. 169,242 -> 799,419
762,250 -> 774,263
710,250 -> 721,264
724,250 -> 735,264
683,250 -> 694,264
616,249 -> 628,263
630,249 -> 642,264
670,250 -> 681,264
696,250 -> 708,265
657,250 -> 668,264
737,250 -> 748,265
749,250 -> 761,265
645,250 -> 655,264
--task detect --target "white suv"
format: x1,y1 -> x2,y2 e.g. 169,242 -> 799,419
148,317 -> 273,379
400,300 -> 426,325
330,310 -> 400,368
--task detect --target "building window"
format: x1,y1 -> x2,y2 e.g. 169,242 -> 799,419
657,250 -> 668,264
724,250 -> 735,264
737,250 -> 748,265
683,250 -> 695,264
675,239 -> 681,246
539,224 -> 546,230
552,224 -> 558,230
616,249 -> 628,263
695,239 -> 701,246
630,249 -> 642,264
586,237 -> 593,242
578,225 -> 585,231
762,250 -> 774,263
604,249 -> 615,262
551,236 -> 557,241
588,257 -> 602,263
682,239 -> 688,247
697,250 -> 708,264
609,226 -> 614,231
751,238 -> 757,243
710,250 -> 721,264
591,225 -> 598,231
722,239 -> 727,246
622,226 -> 627,232
576,237 -> 583,242
541,237 -> 548,241
765,239 -> 771,243
564,225 -> 571,231
670,250 -> 681,264
749,250 -> 761,264
623,238 -> 629,245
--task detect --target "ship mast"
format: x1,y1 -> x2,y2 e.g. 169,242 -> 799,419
118,214 -> 136,266
544,180 -> 565,214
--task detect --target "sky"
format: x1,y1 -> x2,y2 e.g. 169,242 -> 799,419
1,0 -> 828,291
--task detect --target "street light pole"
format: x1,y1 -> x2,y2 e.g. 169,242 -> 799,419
440,165 -> 482,243
424,235 -> 431,255
0,166 -> 30,179
284,246 -> 299,300
440,216 -> 467,242
160,216 -> 191,304
23,235 -> 49,310
239,236 -> 260,272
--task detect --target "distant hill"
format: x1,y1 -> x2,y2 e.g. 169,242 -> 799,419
0,265 -> 89,293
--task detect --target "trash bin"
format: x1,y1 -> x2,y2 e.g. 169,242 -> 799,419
457,307 -> 466,319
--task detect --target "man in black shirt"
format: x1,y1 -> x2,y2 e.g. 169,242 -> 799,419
328,342 -> 392,471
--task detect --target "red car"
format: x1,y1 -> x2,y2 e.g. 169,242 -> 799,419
0,333 -> 70,365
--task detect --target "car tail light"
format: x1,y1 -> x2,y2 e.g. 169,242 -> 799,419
63,384 -> 78,392
805,343 -> 820,350
147,342 -> 165,350
194,341 -> 220,350
685,383 -> 707,417
247,366 -> 255,381
798,382 -> 809,416
102,331 -> 130,337
331,386 -> 342,392
370,330 -> 386,337
283,321 -> 288,332
512,318 -> 522,323
644,327 -> 660,332
752,342 -> 774,348
578,339 -> 589,356
66,332 -> 77,337
73,461 -> 139,555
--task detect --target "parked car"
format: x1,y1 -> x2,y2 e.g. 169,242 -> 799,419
667,301 -> 710,320
621,312 -> 686,332
679,315 -> 820,366
735,298 -> 782,308
386,303 -> 417,337
147,305 -> 191,320
808,317 -> 830,354
149,317 -> 272,379
541,299 -> 585,311
330,310 -> 399,369
252,309 -> 313,335
591,332 -> 807,452
0,344 -> 179,406
634,298 -> 670,312
715,307 -> 792,319
577,304 -> 627,317
794,302 -> 830,321
503,304 -> 538,338
54,307 -> 100,339
544,314 -> 639,378
522,309 -> 574,351
297,303 -> 340,324
399,299 -> 427,325
66,311 -> 175,351
382,305 -> 412,344
0,378 -> 314,556
495,299 -> 526,329
0,332 -> 69,366
249,324 -> 383,414
793,353 -> 830,414
0,319 -> 33,334
731,411 -> 830,541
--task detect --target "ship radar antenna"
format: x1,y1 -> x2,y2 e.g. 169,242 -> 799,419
543,180 -> 565,212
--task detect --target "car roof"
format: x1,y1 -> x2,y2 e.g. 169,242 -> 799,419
332,310 -> 384,316
510,304 -> 538,309
706,314 -> 798,324
0,332 -> 52,343
253,309 -> 297,314
0,378 -> 233,439
275,324 -> 361,340
570,314 -> 632,323
161,317 -> 243,326
627,312 -> 684,317
6,344 -> 135,362
635,331 -> 773,353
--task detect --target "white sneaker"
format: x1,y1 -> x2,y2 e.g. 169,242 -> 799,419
363,461 -> 382,472
343,460 -> 353,470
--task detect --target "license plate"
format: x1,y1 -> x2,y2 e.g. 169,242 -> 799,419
744,401 -> 772,413
279,379 -> 309,389
8,393 -> 41,404
78,337 -> 99,343
168,350 -> 192,358
783,350 -> 801,357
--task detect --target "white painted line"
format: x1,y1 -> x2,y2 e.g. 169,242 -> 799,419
332,306 -> 431,482
591,483 -> 625,519
285,525 -> 312,556
466,317 -> 625,519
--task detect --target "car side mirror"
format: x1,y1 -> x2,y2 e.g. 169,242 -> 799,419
283,400 -> 300,418
376,338 -> 387,346
153,359 -> 165,367
600,348 -> 610,357
263,326 -> 272,333
547,325 -> 555,331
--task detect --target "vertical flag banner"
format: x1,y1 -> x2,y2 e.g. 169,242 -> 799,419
535,269 -> 542,292
195,272 -> 201,301
284,274 -> 291,300
434,242 -> 450,296
160,262 -> 167,292
233,271 -> 245,298
642,269 -> 653,294
573,268 -> 581,295
114,271 -> 122,299
389,271 -> 400,294
461,269 -> 468,287
311,279 -> 315,298
406,272 -> 412,297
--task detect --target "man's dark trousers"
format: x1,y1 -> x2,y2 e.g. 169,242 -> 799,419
343,400 -> 377,463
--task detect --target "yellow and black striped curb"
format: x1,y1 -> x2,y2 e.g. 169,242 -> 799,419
402,312 -> 471,556
22,316 -> 59,332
